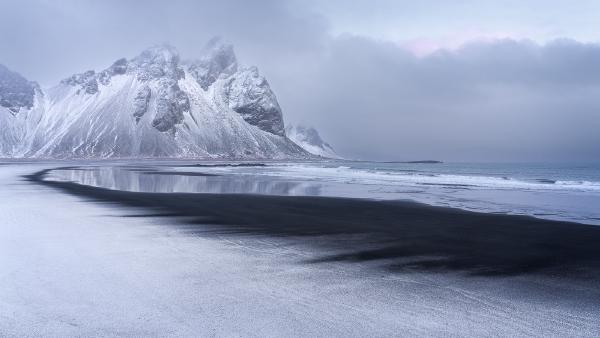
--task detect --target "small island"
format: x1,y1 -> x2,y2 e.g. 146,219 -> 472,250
383,160 -> 443,164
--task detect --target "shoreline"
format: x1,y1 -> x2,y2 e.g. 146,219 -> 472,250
39,163 -> 600,226
0,164 -> 595,336
27,168 -> 600,279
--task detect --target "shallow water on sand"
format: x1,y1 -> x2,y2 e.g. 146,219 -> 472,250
45,161 -> 600,225
5,161 -> 600,337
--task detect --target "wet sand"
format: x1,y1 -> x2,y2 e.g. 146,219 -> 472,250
28,168 -> 600,279
0,164 -> 597,337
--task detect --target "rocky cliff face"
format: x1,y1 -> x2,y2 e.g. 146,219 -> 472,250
187,39 -> 285,136
0,64 -> 38,114
0,39 -> 309,159
0,65 -> 44,157
223,67 -> 285,136
188,37 -> 238,90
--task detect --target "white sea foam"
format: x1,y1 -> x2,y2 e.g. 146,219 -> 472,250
191,163 -> 600,193
170,162 -> 600,224
42,161 -> 600,225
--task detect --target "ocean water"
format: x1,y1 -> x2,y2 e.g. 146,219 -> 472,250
46,161 -> 600,225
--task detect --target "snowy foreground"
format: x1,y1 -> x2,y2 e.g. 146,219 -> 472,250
1,162 -> 599,337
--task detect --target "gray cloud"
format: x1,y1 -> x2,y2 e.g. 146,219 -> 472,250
0,0 -> 598,161
0,0 -> 328,83
289,37 -> 600,161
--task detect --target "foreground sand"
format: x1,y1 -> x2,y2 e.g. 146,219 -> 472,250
1,163 -> 599,337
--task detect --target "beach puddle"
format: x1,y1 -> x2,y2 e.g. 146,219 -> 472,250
45,165 -> 324,196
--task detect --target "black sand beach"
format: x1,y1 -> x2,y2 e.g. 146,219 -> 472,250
27,168 -> 600,281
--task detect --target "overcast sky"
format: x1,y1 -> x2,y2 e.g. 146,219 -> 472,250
1,0 -> 599,161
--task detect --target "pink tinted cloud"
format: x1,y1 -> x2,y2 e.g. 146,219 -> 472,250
402,30 -> 529,56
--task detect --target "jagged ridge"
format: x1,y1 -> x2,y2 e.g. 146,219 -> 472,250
0,39 -> 311,159
0,64 -> 38,114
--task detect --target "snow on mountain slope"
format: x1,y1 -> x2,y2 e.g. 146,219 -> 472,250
0,65 -> 45,157
0,64 -> 37,113
0,39 -> 310,159
286,125 -> 340,158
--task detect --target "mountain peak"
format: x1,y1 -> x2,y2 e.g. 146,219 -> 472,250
0,64 -> 37,114
137,44 -> 180,63
1,38 -> 310,159
189,37 -> 238,90
203,36 -> 233,53
130,44 -> 183,81
286,125 -> 340,158
202,37 -> 236,64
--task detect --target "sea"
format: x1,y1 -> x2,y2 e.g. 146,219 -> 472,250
45,160 -> 600,225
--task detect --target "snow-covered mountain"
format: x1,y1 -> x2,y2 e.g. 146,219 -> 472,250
286,125 -> 340,158
0,64 -> 45,156
0,39 -> 310,159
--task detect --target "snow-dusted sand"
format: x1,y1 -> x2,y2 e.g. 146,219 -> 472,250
1,162 -> 600,337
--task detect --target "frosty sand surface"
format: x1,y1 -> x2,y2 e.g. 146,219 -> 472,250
1,163 -> 600,337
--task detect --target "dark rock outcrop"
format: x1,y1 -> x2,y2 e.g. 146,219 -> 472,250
61,70 -> 99,95
0,64 -> 37,114
152,81 -> 190,132
133,85 -> 151,122
224,66 -> 285,136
